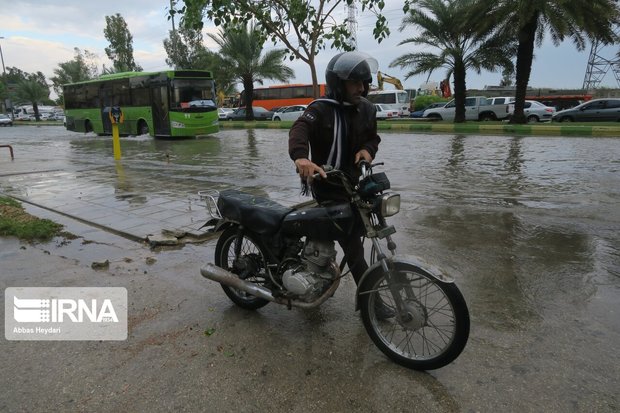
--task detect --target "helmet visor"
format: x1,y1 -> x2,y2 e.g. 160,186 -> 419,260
331,51 -> 379,80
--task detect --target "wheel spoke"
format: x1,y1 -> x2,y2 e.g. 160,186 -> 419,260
368,268 -> 461,362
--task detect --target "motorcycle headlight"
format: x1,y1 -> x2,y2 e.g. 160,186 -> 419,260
380,193 -> 400,217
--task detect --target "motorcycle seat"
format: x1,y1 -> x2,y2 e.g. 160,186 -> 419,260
217,189 -> 293,235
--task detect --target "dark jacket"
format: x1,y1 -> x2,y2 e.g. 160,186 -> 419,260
288,97 -> 381,182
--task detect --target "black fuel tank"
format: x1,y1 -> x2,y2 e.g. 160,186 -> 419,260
281,203 -> 354,239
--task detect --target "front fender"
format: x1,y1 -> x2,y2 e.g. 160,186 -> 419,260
354,255 -> 455,311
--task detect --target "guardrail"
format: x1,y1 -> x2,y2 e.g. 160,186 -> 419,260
1,145 -> 14,160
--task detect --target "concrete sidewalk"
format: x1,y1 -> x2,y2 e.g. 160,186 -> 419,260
0,127 -> 304,245
2,166 -> 209,244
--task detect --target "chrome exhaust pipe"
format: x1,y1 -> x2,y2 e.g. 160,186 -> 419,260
200,262 -> 341,309
200,263 -> 275,302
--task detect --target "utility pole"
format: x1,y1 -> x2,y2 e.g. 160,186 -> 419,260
582,27 -> 620,90
0,36 -> 12,119
347,2 -> 357,50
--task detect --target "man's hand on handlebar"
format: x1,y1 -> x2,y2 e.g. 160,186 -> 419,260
295,158 -> 327,179
355,149 -> 372,165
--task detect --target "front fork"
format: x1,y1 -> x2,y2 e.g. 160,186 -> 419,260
370,235 -> 411,316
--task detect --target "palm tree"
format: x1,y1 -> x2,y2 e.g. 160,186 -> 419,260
479,0 -> 619,124
15,80 -> 49,121
390,0 -> 516,123
208,23 -> 294,121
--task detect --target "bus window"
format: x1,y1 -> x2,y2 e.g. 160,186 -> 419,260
172,79 -> 216,109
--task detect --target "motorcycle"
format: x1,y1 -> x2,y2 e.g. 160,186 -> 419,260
199,162 -> 469,370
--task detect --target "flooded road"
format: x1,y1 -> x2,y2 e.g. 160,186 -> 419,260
1,126 -> 619,411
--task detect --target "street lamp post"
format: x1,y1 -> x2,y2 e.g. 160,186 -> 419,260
0,36 -> 12,119
0,36 -> 6,75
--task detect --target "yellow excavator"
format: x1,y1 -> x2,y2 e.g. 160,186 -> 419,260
376,72 -> 404,90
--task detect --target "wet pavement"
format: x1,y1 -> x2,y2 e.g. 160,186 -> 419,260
0,125 -> 619,412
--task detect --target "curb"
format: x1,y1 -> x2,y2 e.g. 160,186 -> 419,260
218,120 -> 620,137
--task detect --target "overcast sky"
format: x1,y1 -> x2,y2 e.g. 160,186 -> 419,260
1,0 -> 619,97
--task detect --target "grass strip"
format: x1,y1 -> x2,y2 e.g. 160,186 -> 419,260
0,196 -> 63,241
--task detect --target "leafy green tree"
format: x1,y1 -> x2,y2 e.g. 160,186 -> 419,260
164,26 -> 204,69
104,13 -> 143,72
393,0 -> 516,122
208,23 -> 294,120
171,0 -> 390,98
50,48 -> 99,105
476,0 -> 620,124
413,95 -> 449,111
14,79 -> 50,121
163,26 -> 237,101
499,67 -> 514,87
3,67 -> 53,111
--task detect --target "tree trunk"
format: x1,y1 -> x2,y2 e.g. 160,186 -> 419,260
453,59 -> 467,123
243,77 -> 254,121
33,102 -> 41,122
510,15 -> 538,124
309,57 -> 320,99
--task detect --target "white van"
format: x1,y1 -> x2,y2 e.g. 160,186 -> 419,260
366,90 -> 409,116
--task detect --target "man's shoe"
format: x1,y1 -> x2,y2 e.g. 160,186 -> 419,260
374,300 -> 396,320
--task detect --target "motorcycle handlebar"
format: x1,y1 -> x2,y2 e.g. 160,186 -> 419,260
311,162 -> 384,181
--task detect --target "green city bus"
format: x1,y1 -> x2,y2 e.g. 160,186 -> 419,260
63,70 -> 219,138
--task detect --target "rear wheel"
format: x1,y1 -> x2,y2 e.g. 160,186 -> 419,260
214,227 -> 271,310
137,120 -> 149,135
359,262 -> 469,370
527,115 -> 539,123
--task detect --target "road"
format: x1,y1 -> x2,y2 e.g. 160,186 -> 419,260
0,126 -> 618,412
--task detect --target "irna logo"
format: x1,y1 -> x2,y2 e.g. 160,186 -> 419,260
13,296 -> 119,323
5,287 -> 127,341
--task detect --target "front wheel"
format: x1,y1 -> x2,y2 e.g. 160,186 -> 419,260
214,226 -> 271,310
359,262 -> 469,370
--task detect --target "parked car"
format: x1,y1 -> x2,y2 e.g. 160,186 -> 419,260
218,108 -> 234,120
375,104 -> 400,119
487,96 -> 515,105
272,105 -> 307,121
0,114 -> 13,126
552,98 -> 620,122
423,96 -> 512,121
410,102 -> 446,118
227,106 -> 274,121
510,100 -> 555,123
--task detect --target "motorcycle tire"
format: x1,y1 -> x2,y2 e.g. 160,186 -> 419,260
214,226 -> 271,310
359,262 -> 469,370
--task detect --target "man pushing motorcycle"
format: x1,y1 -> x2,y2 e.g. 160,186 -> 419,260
201,50 -> 469,369
288,51 -> 394,319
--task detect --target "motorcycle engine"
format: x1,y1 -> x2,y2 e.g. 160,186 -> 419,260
282,240 -> 338,301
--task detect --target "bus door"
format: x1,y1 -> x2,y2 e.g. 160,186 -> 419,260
151,85 -> 171,136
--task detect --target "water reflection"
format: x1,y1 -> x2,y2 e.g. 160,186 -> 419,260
447,135 -> 465,169
502,136 -> 525,206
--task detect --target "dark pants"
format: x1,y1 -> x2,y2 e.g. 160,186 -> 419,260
311,179 -> 367,285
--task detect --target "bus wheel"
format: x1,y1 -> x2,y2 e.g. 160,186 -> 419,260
138,120 -> 149,135
84,120 -> 93,133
